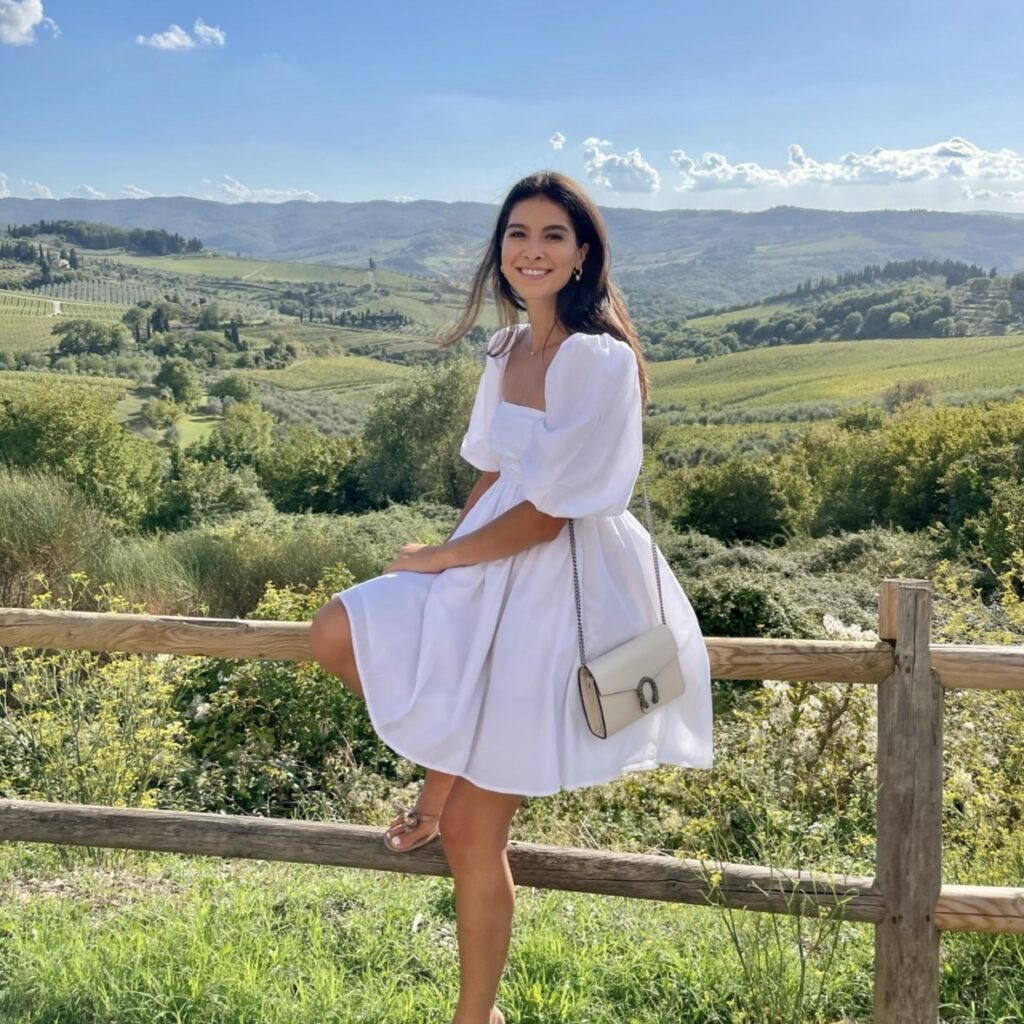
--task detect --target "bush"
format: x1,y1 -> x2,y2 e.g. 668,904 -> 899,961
172,568 -> 411,815
0,466 -> 115,608
0,578 -> 189,823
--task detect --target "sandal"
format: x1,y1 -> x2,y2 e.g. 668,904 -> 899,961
383,799 -> 441,854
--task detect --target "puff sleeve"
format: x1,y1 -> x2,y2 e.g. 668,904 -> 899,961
519,334 -> 643,519
459,342 -> 503,472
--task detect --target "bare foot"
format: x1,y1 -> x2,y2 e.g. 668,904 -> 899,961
450,1007 -> 504,1024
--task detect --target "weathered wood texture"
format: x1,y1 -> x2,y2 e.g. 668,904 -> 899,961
874,581 -> 943,1024
0,798 -> 881,921
5,607 -> 1024,689
935,885 -> 1024,934
0,608 -> 888,683
1,799 -> 1019,933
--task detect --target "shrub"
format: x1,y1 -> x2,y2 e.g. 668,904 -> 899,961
172,568 -> 412,816
0,466 -> 115,608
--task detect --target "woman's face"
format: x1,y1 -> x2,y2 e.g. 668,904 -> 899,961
499,195 -> 589,299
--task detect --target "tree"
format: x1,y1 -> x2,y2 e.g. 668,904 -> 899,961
888,311 -> 911,335
198,301 -> 221,330
154,358 -> 202,409
122,307 -> 148,344
0,381 -> 164,528
52,319 -> 129,356
359,357 -> 483,507
210,374 -> 254,403
840,312 -> 863,339
257,424 -> 368,513
189,401 -> 275,470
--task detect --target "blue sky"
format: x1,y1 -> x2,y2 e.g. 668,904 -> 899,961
2,0 -> 1023,213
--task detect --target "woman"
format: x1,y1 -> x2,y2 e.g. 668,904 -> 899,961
308,170 -> 713,1024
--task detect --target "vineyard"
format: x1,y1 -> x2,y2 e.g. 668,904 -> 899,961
648,334 -> 1024,411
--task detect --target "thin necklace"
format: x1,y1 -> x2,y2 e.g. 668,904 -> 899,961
526,322 -> 559,358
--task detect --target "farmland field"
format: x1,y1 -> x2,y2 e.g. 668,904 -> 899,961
0,288 -> 130,353
106,252 -> 422,289
244,352 -> 415,393
648,334 -> 1024,410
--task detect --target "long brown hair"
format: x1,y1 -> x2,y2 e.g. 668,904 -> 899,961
436,170 -> 650,411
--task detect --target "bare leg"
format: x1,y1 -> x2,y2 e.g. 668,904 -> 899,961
307,597 -> 457,849
440,777 -> 524,1024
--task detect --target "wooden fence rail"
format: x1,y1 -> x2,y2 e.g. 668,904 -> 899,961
2,577 -> 1024,1023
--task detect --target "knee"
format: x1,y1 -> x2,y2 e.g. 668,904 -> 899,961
308,598 -> 348,666
440,806 -> 510,871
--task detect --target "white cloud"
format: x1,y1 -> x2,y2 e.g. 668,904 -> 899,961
394,195 -> 415,203
70,184 -> 106,200
214,175 -> 319,203
670,137 -> 1024,192
123,184 -> 154,199
670,148 -> 785,191
962,184 -> 1024,204
137,17 -> 225,50
0,0 -> 59,46
550,132 -> 566,151
137,24 -> 195,50
193,18 -> 225,47
22,178 -> 53,198
582,137 -> 660,193
0,171 -> 9,198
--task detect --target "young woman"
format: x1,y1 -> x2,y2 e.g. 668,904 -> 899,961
308,170 -> 713,1024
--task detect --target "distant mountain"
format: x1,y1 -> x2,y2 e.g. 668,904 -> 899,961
3,197 -> 1024,308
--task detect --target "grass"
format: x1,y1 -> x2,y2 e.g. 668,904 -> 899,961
0,288 -> 131,353
243,352 -> 416,392
0,843 -> 875,1024
648,334 -> 1024,411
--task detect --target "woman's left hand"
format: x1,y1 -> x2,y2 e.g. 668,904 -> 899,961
381,543 -> 450,575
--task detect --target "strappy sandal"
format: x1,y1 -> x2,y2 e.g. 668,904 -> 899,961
383,799 -> 441,853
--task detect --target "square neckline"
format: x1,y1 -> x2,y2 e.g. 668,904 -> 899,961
498,328 -> 582,415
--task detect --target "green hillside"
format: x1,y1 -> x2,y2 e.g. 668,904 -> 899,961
649,334 -> 1024,411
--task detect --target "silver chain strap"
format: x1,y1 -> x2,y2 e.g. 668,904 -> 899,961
567,452 -> 665,669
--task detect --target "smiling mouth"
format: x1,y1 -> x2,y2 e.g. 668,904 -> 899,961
517,268 -> 551,278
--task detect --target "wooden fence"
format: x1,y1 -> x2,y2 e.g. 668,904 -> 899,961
2,577 -> 1023,1023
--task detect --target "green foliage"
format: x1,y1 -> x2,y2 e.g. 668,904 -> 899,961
0,578 -> 189,827
667,456 -> 809,543
51,317 -> 129,356
210,372 -> 254,403
188,399 -> 275,469
0,466 -> 115,608
173,569 -> 411,815
359,356 -> 481,507
0,379 -> 164,529
149,451 -> 273,531
141,396 -> 182,429
153,356 -> 202,408
256,423 -> 369,513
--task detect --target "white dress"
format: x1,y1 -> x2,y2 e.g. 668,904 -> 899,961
333,328 -> 713,797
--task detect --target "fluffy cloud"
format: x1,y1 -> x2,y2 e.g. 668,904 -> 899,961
22,178 -> 53,198
137,18 -> 224,50
0,171 -> 9,198
214,175 -> 319,203
193,18 -> 225,46
70,184 -> 106,199
670,137 -> 1024,192
962,184 -> 1024,204
136,24 -> 194,50
123,184 -> 155,199
582,137 -> 660,193
550,132 -> 566,151
394,195 -> 415,203
0,0 -> 58,45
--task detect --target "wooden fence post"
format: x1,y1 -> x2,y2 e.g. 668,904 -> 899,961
874,579 -> 943,1022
